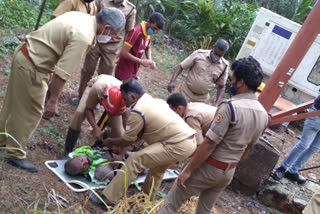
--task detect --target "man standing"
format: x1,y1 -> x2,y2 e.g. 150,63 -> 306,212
89,78 -> 196,206
64,75 -> 126,156
114,12 -> 165,81
159,57 -> 268,214
75,0 -> 136,103
167,93 -> 217,146
51,0 -> 97,19
167,39 -> 230,105
272,95 -> 320,184
0,9 -> 125,172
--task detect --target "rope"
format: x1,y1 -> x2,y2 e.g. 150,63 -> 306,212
0,132 -> 26,156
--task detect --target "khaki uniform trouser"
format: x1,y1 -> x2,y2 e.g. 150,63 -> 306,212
158,162 -> 235,214
78,42 -> 120,97
102,137 -> 197,204
69,85 -> 124,138
0,44 -> 49,159
303,190 -> 320,214
178,81 -> 210,104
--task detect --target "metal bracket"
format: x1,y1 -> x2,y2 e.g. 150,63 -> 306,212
278,81 -> 285,88
286,68 -> 295,76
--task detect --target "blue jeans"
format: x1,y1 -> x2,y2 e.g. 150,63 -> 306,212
282,106 -> 320,173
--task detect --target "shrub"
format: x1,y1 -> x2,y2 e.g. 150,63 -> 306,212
0,0 -> 59,31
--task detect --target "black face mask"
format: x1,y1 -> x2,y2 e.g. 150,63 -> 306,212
84,0 -> 94,3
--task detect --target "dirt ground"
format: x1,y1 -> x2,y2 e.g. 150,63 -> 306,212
0,42 -> 319,214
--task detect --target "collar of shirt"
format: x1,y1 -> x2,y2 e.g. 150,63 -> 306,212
141,21 -> 151,41
231,93 -> 257,101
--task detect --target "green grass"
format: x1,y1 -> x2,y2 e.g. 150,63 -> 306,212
38,123 -> 65,149
152,31 -> 191,73
0,0 -> 59,31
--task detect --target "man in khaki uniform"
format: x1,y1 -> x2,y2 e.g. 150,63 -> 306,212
0,9 -> 125,172
303,190 -> 320,214
64,74 -> 126,156
159,57 -> 268,214
51,0 -> 97,19
167,93 -> 217,146
167,39 -> 230,105
75,0 -> 136,102
89,79 -> 196,206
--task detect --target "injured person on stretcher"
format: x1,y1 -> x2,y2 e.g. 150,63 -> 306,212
64,145 -> 129,184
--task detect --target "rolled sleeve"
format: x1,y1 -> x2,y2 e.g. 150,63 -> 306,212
216,65 -> 229,87
185,116 -> 203,145
53,39 -> 89,81
121,112 -> 144,142
125,9 -> 136,32
205,103 -> 231,144
86,85 -> 100,110
180,50 -> 198,70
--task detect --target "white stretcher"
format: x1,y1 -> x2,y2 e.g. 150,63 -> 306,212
45,159 -> 179,192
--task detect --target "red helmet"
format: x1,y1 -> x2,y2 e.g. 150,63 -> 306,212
101,86 -> 126,115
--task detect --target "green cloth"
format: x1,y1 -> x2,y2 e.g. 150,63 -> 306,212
73,146 -> 110,178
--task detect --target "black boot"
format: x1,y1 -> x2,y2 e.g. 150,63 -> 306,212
272,166 -> 286,181
6,158 -> 38,172
62,128 -> 80,158
284,171 -> 306,184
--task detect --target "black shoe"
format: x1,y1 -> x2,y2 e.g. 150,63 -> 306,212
6,158 -> 38,172
284,171 -> 306,184
89,193 -> 111,210
272,166 -> 286,181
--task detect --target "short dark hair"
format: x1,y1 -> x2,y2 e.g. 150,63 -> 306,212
120,78 -> 145,96
231,56 -> 263,91
64,158 -> 82,176
167,93 -> 187,108
149,12 -> 165,30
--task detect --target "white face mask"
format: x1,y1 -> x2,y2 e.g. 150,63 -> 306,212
97,28 -> 112,43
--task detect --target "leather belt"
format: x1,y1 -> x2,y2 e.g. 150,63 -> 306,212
20,43 -> 50,75
206,156 -> 237,170
21,43 -> 33,63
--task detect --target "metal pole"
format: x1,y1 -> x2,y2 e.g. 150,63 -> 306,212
258,1 -> 320,112
299,165 -> 320,172
34,0 -> 47,30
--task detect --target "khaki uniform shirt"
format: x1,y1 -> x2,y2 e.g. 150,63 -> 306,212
95,0 -> 136,43
184,102 -> 217,145
52,0 -> 97,17
122,94 -> 196,144
86,74 -> 122,109
206,93 -> 268,163
180,49 -> 229,95
26,12 -> 96,81
303,190 -> 320,214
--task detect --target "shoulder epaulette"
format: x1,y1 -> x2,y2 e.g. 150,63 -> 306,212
221,57 -> 230,66
218,99 -> 236,124
196,49 -> 209,53
130,109 -> 145,138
